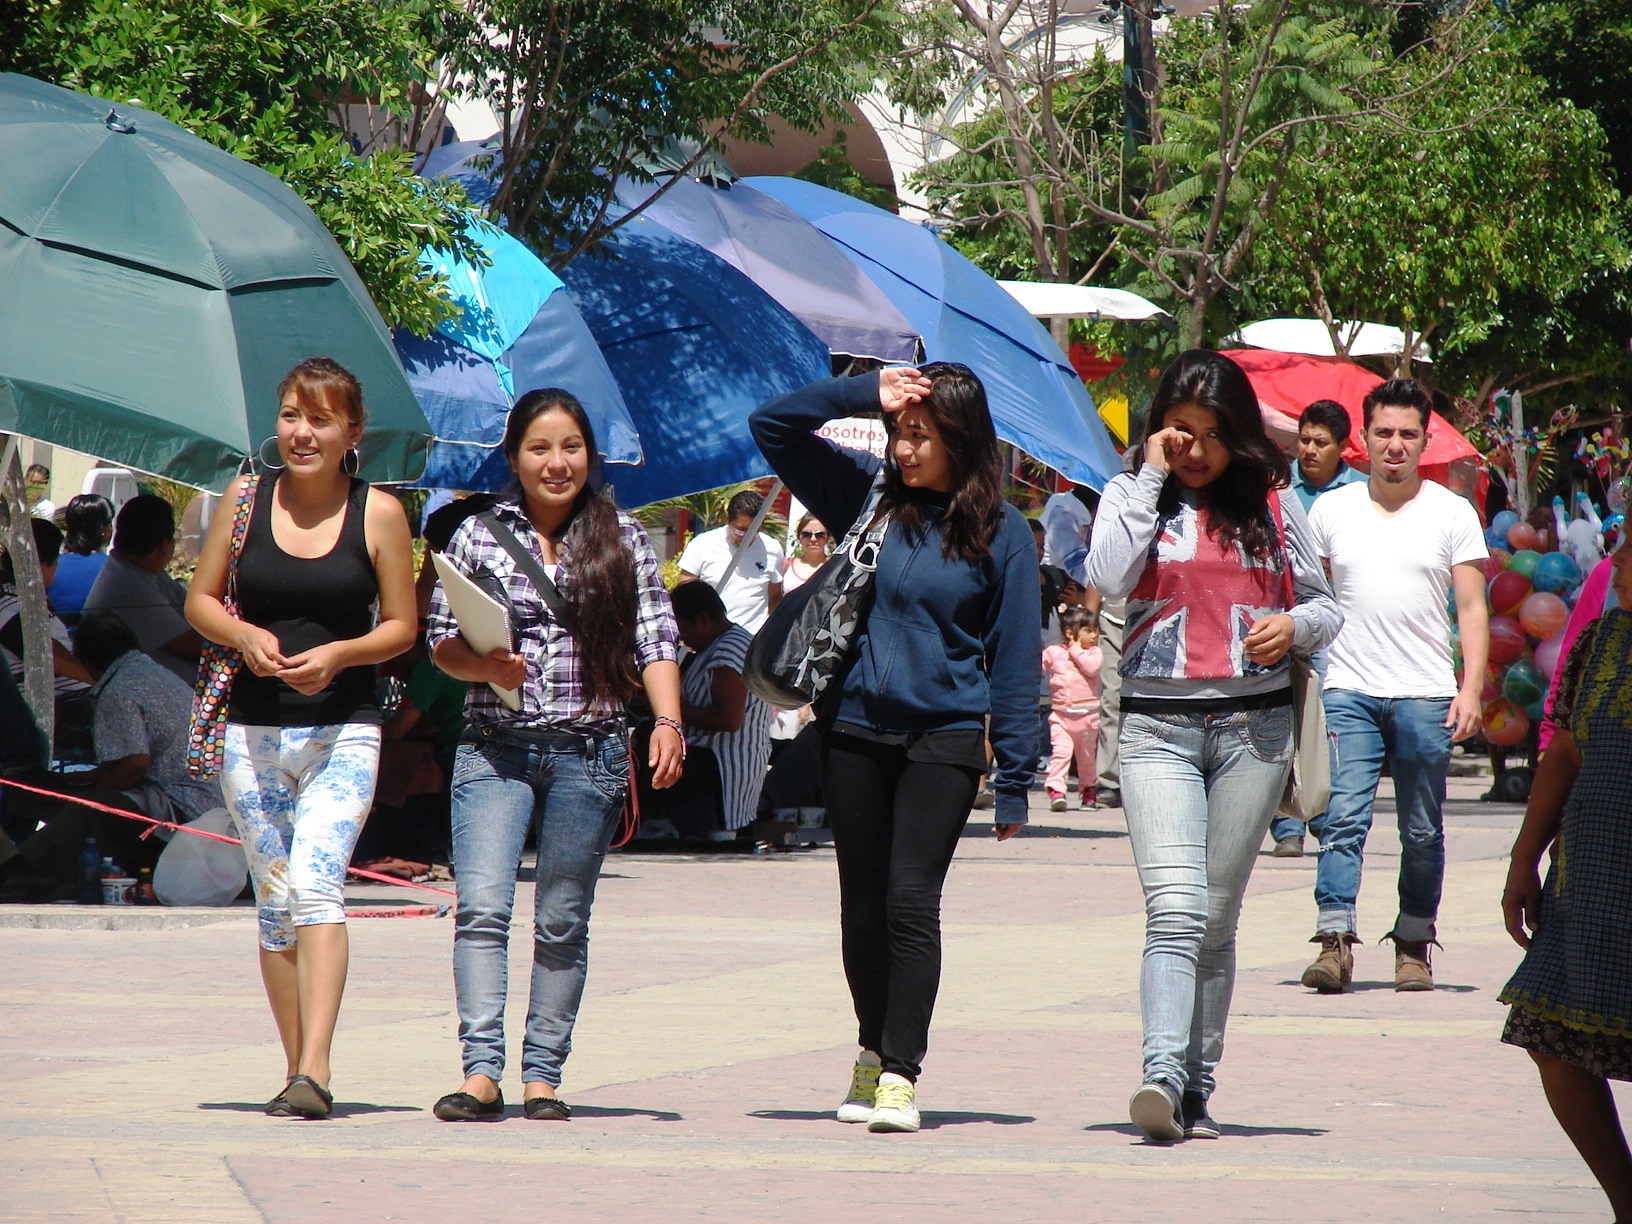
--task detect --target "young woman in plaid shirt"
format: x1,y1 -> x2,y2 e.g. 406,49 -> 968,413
426,389 -> 683,1122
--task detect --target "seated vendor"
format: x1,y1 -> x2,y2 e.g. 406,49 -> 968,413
0,612 -> 221,901
0,517 -> 96,755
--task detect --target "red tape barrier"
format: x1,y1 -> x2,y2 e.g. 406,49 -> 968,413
0,776 -> 456,899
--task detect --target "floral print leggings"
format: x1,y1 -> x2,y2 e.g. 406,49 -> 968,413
221,723 -> 381,951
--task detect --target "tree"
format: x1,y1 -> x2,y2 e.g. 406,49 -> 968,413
906,1 -> 1399,348
435,0 -> 902,268
1244,32 -> 1628,406
7,0 -> 484,335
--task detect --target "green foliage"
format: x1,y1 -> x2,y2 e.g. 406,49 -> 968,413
1244,32 -> 1629,410
444,0 -> 902,267
9,0 -> 484,335
794,131 -> 896,211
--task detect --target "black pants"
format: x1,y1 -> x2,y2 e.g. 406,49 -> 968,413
822,734 -> 979,1082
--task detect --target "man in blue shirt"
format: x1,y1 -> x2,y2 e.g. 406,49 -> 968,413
1273,399 -> 1366,856
1290,399 -> 1366,514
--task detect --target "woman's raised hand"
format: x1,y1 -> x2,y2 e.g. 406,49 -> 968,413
878,367 -> 933,415
1143,426 -> 1191,474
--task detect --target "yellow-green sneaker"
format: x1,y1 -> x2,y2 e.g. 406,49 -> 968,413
836,1050 -> 881,1123
867,1073 -> 920,1133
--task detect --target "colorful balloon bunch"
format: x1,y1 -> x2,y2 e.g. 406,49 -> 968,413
1575,426 -> 1632,482
1458,510 -> 1587,748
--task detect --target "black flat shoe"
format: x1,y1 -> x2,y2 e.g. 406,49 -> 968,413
523,1095 -> 571,1121
434,1088 -> 506,1121
265,1079 -> 297,1117
284,1074 -> 333,1119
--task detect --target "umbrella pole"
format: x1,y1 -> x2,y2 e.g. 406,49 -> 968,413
0,435 -> 56,756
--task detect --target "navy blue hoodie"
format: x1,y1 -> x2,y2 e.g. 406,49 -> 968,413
750,374 -> 1042,825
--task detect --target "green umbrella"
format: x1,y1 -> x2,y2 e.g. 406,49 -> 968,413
0,73 -> 430,489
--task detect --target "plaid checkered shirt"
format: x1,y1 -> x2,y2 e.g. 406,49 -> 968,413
425,499 -> 679,734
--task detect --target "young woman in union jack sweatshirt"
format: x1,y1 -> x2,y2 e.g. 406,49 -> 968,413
1086,349 -> 1341,1143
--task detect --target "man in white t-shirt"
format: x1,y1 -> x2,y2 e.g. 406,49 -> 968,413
677,490 -> 784,633
1302,379 -> 1489,995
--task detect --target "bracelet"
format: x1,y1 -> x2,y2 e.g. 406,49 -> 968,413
652,716 -> 686,759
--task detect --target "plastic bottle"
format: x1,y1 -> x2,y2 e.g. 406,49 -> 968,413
77,838 -> 102,905
136,868 -> 156,906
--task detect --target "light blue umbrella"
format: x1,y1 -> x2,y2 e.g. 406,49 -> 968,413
394,222 -> 640,491
745,177 -> 1123,489
613,176 -> 921,363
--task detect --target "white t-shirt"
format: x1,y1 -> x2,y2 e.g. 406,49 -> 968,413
1309,479 -> 1486,699
678,527 -> 785,633
1040,491 -> 1094,585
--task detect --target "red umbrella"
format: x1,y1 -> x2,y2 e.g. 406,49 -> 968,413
1220,348 -> 1480,468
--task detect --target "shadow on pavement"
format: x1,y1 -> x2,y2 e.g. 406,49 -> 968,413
1084,1122 -> 1328,1139
1274,979 -> 1480,994
196,1101 -> 422,1116
570,1105 -> 683,1121
749,1109 -> 1034,1128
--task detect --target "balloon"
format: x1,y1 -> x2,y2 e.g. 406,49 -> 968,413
1484,526 -> 1508,550
1484,547 -> 1512,579
1488,570 -> 1533,616
1534,632 -> 1565,680
1507,522 -> 1541,551
1489,616 -> 1528,665
1563,518 -> 1604,570
1508,549 -> 1543,580
1483,698 -> 1530,747
1492,510 -> 1521,537
1480,671 -> 1501,703
1518,591 -> 1569,639
1502,658 -> 1547,709
1533,550 -> 1582,595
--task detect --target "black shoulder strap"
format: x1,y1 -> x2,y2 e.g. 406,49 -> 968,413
477,511 -> 580,639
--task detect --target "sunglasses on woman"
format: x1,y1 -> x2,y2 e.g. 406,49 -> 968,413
799,530 -> 828,540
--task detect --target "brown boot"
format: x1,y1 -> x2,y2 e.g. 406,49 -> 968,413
1387,935 -> 1437,992
1300,931 -> 1358,993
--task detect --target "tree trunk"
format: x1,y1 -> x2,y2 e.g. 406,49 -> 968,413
0,436 -> 55,754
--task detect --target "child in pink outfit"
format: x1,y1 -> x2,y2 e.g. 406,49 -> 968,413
1043,607 -> 1103,810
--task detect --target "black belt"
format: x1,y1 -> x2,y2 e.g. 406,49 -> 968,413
1121,687 -> 1293,716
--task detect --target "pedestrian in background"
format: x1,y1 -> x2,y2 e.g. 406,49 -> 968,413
187,357 -> 418,1120
1087,349 -> 1340,1143
1042,606 -> 1102,811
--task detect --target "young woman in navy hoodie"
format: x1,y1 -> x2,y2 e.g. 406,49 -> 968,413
751,364 -> 1041,1134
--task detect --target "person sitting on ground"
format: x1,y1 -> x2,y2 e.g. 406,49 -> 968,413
671,580 -> 773,840
82,494 -> 204,685
0,613 -> 221,901
0,516 -> 96,753
48,494 -> 114,625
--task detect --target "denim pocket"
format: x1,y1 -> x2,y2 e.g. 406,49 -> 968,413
1239,707 -> 1294,764
1119,712 -> 1168,756
583,735 -> 631,800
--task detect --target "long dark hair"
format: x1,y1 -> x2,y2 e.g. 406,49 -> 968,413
875,362 -> 1004,562
1136,349 -> 1289,560
503,389 -> 640,710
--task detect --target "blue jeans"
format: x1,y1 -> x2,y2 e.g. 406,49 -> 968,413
1120,704 -> 1292,1099
1314,691 -> 1452,942
449,729 -> 629,1087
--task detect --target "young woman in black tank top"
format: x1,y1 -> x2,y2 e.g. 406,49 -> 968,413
187,358 -> 417,1120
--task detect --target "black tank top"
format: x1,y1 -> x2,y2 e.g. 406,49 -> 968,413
227,473 -> 381,727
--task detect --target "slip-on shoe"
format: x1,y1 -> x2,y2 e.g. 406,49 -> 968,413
433,1088 -> 506,1121
523,1095 -> 571,1121
284,1074 -> 333,1119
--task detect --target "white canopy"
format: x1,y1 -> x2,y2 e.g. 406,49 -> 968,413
997,281 -> 1171,322
1226,318 -> 1433,362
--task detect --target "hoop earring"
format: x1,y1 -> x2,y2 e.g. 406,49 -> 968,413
256,437 -> 285,470
342,447 -> 361,478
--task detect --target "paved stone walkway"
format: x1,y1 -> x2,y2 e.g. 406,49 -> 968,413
1,769 -> 1622,1222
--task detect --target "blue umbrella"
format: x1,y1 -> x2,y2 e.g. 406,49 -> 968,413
394,222 -> 640,491
613,176 -> 921,363
558,213 -> 833,506
745,177 -> 1123,489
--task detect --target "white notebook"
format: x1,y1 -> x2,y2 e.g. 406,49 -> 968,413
430,552 -> 521,711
